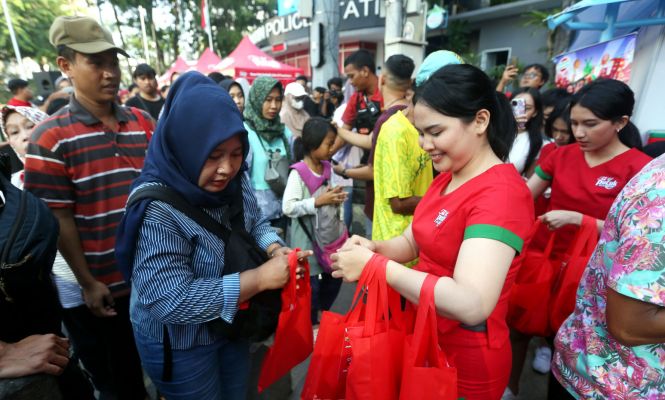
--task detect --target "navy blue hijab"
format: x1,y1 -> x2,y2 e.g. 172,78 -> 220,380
115,71 -> 248,282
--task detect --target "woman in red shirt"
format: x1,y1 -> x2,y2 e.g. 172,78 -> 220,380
331,64 -> 534,400
506,79 -> 652,399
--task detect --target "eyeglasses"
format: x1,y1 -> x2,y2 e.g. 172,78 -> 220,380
522,72 -> 541,79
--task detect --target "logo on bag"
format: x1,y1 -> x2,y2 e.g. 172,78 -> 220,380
434,209 -> 449,226
595,176 -> 618,190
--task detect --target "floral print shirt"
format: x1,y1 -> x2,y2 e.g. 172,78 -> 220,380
553,155 -> 665,399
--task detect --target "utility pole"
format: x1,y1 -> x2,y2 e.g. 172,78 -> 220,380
139,6 -> 151,64
384,0 -> 426,72
1,0 -> 26,78
385,0 -> 404,41
310,0 -> 340,88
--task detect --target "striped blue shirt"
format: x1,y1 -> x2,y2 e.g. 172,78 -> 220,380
129,176 -> 283,349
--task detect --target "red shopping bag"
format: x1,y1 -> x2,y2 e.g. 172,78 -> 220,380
345,255 -> 406,400
507,220 -> 560,337
301,254 -> 405,400
549,216 -> 598,332
399,274 -> 457,400
301,255 -> 379,400
258,249 -> 313,392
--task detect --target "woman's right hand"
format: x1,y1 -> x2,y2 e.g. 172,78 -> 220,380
257,254 -> 290,291
342,234 -> 377,252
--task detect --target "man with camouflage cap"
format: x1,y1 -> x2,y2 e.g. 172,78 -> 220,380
23,16 -> 152,399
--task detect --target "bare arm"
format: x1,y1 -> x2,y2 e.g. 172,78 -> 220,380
38,91 -> 69,113
334,237 -> 516,326
52,208 -> 116,317
336,126 -> 373,150
388,196 -> 421,216
334,164 -> 373,181
374,224 -> 420,263
606,288 -> 665,347
496,65 -> 518,93
527,174 -> 550,199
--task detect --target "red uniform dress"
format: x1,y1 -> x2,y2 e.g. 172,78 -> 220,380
532,144 -> 651,255
412,164 -> 534,400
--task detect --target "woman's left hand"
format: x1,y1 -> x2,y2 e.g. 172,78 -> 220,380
330,245 -> 375,282
539,210 -> 582,230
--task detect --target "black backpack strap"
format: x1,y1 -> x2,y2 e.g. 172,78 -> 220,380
297,217 -> 315,245
128,185 -> 231,242
128,185 -> 232,383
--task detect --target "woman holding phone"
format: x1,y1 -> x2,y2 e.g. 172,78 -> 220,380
507,88 -> 546,176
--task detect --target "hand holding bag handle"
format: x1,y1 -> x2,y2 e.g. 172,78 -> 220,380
549,215 -> 599,331
399,274 -> 457,400
507,219 -> 561,336
345,254 -> 406,400
258,249 -> 313,392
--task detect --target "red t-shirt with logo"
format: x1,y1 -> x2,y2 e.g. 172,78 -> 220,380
412,164 -> 534,349
533,144 -> 651,253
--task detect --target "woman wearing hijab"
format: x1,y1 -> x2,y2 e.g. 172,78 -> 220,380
219,78 -> 245,114
0,105 -> 48,187
244,76 -> 293,229
280,82 -> 310,138
115,72 -> 308,399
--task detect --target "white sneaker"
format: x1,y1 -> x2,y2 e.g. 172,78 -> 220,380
532,345 -> 552,374
502,387 -> 517,400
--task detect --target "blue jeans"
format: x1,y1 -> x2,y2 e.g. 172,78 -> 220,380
342,186 -> 354,230
133,330 -> 250,400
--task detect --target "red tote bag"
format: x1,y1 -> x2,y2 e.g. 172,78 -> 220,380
258,249 -> 313,392
399,274 -> 457,400
549,216 -> 598,332
300,255 -> 380,400
345,255 -> 406,400
507,220 -> 560,337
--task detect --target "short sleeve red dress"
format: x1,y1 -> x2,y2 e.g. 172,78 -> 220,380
412,164 -> 534,399
531,144 -> 651,255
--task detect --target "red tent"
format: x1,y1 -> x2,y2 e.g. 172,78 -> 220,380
215,36 -> 304,84
158,56 -> 196,86
196,48 -> 223,75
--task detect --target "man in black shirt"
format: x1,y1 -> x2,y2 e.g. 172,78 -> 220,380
124,63 -> 164,120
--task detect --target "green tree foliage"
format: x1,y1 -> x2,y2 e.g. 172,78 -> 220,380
0,0 -> 71,65
190,0 -> 277,57
106,0 -> 277,72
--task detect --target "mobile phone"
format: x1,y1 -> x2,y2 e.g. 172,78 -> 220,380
511,98 -> 526,118
510,56 -> 519,67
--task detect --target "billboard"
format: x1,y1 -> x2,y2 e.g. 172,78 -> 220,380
554,33 -> 637,93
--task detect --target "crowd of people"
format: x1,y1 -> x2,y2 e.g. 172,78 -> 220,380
0,12 -> 664,400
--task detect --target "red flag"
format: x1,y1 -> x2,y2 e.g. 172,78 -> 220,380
201,0 -> 207,29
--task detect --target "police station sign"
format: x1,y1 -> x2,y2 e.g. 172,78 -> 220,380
250,0 -> 384,47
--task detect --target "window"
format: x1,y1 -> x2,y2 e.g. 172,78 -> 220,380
481,47 -> 511,71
